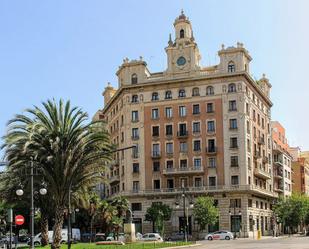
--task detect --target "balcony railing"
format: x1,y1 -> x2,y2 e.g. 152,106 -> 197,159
163,166 -> 204,175
206,146 -> 217,154
151,151 -> 161,159
254,151 -> 261,159
131,135 -> 139,140
177,131 -> 188,138
254,167 -> 271,180
109,175 -> 120,184
116,184 -> 278,198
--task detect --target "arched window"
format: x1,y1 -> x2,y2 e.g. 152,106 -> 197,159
228,61 -> 236,73
152,92 -> 159,101
206,86 -> 214,96
131,94 -> 138,103
228,83 -> 237,93
131,74 -> 138,84
180,29 -> 185,38
179,89 -> 186,98
165,90 -> 172,99
192,87 -> 200,96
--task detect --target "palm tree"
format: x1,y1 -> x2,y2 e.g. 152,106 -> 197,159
2,99 -> 112,249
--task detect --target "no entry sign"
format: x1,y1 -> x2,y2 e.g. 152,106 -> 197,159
15,215 -> 25,226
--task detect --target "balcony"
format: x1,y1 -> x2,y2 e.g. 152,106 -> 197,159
206,147 -> 217,154
177,131 -> 188,138
131,135 -> 139,141
151,151 -> 161,159
274,184 -> 284,193
254,167 -> 271,180
274,159 -> 283,166
258,137 -> 265,145
262,156 -> 268,164
274,171 -> 283,179
163,166 -> 204,175
109,175 -> 120,184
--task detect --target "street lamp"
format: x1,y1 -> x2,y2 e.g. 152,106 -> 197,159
15,159 -> 47,249
175,185 -> 194,242
229,206 -> 241,239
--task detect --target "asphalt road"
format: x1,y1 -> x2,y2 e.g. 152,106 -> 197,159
196,236 -> 309,249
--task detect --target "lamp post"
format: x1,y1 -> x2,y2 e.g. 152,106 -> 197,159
175,185 -> 194,242
16,159 -> 47,249
229,203 -> 241,239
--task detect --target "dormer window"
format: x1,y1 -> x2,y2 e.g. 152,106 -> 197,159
178,89 -> 186,98
165,90 -> 172,99
152,92 -> 159,101
192,87 -> 200,96
180,29 -> 185,38
131,74 -> 138,84
228,61 -> 236,73
206,86 -> 214,96
228,83 -> 237,93
132,95 -> 138,103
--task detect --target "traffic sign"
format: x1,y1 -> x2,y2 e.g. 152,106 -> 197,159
15,215 -> 25,226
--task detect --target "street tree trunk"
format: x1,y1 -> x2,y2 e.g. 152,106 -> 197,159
40,213 -> 49,246
51,207 -> 64,249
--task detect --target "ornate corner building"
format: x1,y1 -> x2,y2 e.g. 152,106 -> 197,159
96,12 -> 277,238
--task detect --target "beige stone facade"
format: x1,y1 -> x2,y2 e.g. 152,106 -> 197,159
97,12 -> 277,238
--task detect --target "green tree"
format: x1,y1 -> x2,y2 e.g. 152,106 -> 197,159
193,196 -> 219,230
2,99 -> 112,249
274,194 -> 309,234
145,202 -> 172,236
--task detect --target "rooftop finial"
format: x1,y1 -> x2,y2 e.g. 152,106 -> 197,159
168,33 -> 173,46
181,9 -> 184,15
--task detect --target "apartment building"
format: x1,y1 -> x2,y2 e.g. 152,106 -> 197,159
289,147 -> 309,195
97,12 -> 277,238
271,121 -> 292,197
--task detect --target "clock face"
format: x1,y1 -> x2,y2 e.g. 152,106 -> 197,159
177,56 -> 186,66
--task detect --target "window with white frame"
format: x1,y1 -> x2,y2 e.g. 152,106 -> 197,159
206,86 -> 214,95
179,106 -> 186,117
193,140 -> 201,151
208,157 -> 216,168
152,108 -> 159,119
166,143 -> 173,154
165,107 -> 173,118
193,122 -> 200,133
132,111 -> 139,122
180,142 -> 188,153
193,158 -> 201,168
207,120 -> 215,132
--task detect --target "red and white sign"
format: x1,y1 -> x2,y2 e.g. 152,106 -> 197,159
15,215 -> 25,226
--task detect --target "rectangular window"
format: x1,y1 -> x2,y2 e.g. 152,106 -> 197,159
209,177 -> 216,187
247,121 -> 250,134
153,180 -> 160,190
152,108 -> 159,119
229,100 -> 237,111
133,163 -> 139,173
193,140 -> 201,151
207,120 -> 215,132
166,160 -> 173,169
207,103 -> 214,113
207,139 -> 216,152
153,161 -> 160,172
131,203 -> 142,211
193,104 -> 200,114
208,157 -> 216,168
152,126 -> 159,137
152,144 -> 160,157
166,143 -> 173,154
230,137 -> 238,148
167,179 -> 174,189
231,175 -> 239,185
194,177 -> 202,187
194,158 -> 201,168
230,199 -> 241,208
180,159 -> 187,169
165,125 -> 173,136
193,122 -> 200,133
133,181 -> 140,192
132,111 -> 139,122
179,106 -> 186,117
248,199 -> 252,207
180,142 -> 188,153
165,107 -> 173,118
178,123 -> 187,136
231,156 -> 239,167
229,119 -> 237,129
132,128 -> 139,139
132,144 -> 139,158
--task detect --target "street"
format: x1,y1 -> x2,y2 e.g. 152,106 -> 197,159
196,236 -> 309,249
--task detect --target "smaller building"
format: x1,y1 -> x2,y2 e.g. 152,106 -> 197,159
271,121 -> 292,197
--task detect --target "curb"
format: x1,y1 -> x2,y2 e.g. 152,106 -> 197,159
164,243 -> 202,249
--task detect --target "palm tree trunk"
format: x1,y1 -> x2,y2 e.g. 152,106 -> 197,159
40,213 -> 49,246
51,207 -> 64,249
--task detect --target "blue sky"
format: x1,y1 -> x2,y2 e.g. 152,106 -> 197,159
0,0 -> 309,155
